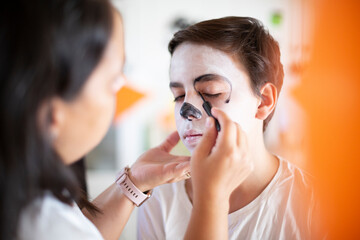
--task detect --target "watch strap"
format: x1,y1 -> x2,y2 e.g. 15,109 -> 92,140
115,167 -> 151,207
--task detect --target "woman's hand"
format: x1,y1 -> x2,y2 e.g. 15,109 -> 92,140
184,108 -> 254,240
85,132 -> 189,240
128,131 -> 190,192
191,108 -> 254,204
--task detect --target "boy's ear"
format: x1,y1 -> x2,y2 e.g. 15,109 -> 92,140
255,82 -> 278,120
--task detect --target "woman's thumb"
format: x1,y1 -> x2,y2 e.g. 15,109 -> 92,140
192,117 -> 218,161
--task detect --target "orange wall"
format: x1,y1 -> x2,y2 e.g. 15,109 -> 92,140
295,0 -> 360,238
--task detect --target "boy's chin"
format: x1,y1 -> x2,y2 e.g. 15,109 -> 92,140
182,136 -> 202,152
184,144 -> 196,155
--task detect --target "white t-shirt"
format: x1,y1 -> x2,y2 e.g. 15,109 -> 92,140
18,191 -> 103,240
137,158 -> 316,240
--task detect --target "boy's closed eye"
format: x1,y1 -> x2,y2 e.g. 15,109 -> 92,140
173,95 -> 185,102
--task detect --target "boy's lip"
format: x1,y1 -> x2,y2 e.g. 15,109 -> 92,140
183,130 -> 203,139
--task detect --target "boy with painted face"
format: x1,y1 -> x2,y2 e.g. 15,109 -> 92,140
138,17 -> 316,239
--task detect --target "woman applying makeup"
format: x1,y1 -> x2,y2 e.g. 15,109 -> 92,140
0,1 -> 252,239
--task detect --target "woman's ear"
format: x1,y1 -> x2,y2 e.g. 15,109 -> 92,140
255,82 -> 278,120
48,98 -> 66,140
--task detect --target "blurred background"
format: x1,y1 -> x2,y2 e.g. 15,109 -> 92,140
85,0 -> 360,239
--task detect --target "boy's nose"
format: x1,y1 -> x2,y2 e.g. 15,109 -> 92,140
180,102 -> 202,121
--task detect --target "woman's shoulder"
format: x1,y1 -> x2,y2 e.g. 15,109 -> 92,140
18,191 -> 103,240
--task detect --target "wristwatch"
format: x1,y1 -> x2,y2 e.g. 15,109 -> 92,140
115,166 -> 152,207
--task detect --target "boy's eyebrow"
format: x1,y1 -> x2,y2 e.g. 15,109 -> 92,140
169,82 -> 184,88
194,74 -> 217,83
193,74 -> 230,84
169,74 -> 231,88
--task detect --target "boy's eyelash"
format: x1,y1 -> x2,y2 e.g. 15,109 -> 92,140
173,95 -> 185,102
173,93 -> 221,102
203,93 -> 221,98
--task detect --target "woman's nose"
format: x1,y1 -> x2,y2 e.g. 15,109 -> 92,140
180,102 -> 202,121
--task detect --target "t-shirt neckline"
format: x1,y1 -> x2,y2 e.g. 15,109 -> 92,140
180,156 -> 283,218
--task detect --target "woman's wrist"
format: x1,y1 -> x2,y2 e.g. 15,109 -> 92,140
127,168 -> 148,193
115,167 -> 152,207
192,196 -> 230,217
192,189 -> 230,212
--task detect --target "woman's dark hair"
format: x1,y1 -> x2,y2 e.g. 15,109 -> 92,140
0,0 -> 113,239
168,16 -> 284,131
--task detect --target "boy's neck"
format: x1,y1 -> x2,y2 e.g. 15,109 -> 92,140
227,151 -> 279,213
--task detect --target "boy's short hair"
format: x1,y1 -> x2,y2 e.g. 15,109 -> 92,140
168,16 -> 284,131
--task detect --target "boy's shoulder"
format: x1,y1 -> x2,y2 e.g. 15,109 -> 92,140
270,157 -> 316,210
277,157 -> 314,188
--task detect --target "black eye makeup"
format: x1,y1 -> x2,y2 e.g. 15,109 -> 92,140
193,74 -> 233,131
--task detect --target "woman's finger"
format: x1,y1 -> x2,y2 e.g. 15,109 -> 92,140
158,131 -> 180,152
192,117 -> 217,163
211,108 -> 236,152
165,155 -> 191,164
162,161 -> 190,181
235,122 -> 242,147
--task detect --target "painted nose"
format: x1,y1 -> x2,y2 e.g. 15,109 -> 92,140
180,102 -> 202,121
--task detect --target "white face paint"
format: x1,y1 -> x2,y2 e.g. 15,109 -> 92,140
169,42 -> 261,153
